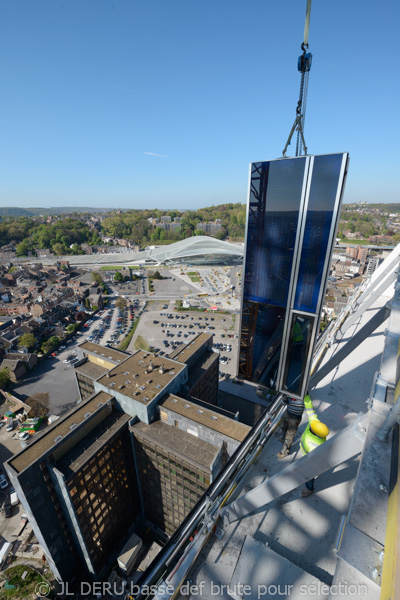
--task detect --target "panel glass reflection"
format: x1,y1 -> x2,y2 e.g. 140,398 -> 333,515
239,302 -> 285,388
282,313 -> 314,396
244,158 -> 307,307
294,154 -> 344,313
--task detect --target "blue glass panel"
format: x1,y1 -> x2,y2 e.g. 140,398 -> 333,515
282,313 -> 314,396
243,158 -> 307,308
294,154 -> 344,313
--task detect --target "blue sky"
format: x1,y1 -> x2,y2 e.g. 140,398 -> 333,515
0,0 -> 399,209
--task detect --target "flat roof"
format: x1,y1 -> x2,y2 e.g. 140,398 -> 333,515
96,351 -> 186,405
74,360 -> 109,380
131,419 -> 219,471
160,395 -> 250,442
79,341 -> 128,364
57,411 -> 131,479
9,392 -> 113,474
168,333 -> 211,363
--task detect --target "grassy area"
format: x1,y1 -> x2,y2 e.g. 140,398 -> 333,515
190,276 -> 200,282
1,565 -> 54,600
187,272 -> 197,276
135,335 -> 151,351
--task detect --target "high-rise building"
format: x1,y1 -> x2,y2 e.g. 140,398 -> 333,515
4,335 -> 235,584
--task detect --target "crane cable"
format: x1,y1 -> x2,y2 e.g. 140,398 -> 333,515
283,0 -> 313,157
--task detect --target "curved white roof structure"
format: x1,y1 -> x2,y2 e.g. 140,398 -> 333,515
145,236 -> 244,266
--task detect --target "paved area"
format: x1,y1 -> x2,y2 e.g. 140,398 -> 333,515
128,304 -> 238,367
185,283 -> 392,599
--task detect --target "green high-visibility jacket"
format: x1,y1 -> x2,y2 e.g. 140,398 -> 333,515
293,322 -> 303,343
300,395 -> 327,455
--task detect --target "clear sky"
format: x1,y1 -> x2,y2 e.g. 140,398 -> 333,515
0,1 -> 399,209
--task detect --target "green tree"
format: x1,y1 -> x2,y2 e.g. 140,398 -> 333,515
0,367 -> 11,390
113,271 -> 123,283
66,323 -> 79,333
91,272 -> 104,285
41,336 -> 60,353
18,333 -> 36,351
116,297 -> 126,311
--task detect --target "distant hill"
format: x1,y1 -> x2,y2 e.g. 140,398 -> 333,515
0,207 -> 111,217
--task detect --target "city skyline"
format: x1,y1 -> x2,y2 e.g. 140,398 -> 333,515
0,1 -> 398,208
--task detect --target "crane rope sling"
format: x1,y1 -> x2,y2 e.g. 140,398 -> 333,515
283,0 -> 313,157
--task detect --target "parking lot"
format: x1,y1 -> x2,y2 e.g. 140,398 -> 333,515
129,304 -> 239,377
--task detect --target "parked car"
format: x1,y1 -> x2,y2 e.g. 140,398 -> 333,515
6,420 -> 14,432
18,432 -> 30,441
0,474 -> 8,489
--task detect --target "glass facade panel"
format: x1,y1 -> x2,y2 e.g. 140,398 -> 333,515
294,154 -> 344,313
243,158 -> 307,307
282,313 -> 314,396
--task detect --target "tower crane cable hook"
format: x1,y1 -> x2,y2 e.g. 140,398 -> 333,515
282,0 -> 313,158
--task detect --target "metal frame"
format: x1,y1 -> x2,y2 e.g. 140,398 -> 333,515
280,309 -> 318,398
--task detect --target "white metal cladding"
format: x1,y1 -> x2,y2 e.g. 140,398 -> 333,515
147,236 -> 244,264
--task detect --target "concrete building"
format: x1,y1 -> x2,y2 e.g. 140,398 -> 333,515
5,333 -> 233,585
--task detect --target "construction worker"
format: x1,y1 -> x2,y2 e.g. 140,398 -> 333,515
292,319 -> 304,359
300,394 -> 329,497
277,396 -> 305,459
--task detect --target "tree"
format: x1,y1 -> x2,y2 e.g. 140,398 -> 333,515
18,333 -> 36,351
66,323 -> 79,333
41,336 -> 60,353
91,272 -> 104,285
113,271 -> 123,283
116,297 -> 126,311
0,367 -> 11,390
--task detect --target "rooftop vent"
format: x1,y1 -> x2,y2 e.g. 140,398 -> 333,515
197,409 -> 203,414
125,380 -> 131,385
146,379 -> 152,384
159,364 -> 165,374
124,371 -> 129,375
138,360 -> 143,365
210,415 -> 217,421
84,412 -> 91,419
140,385 -> 146,391
54,435 -> 63,443
97,402 -> 103,408
184,403 -> 190,409
143,396 -> 149,402
110,382 -> 115,387
169,371 -> 175,376
155,384 -> 161,390
118,384 -> 125,390
134,373 -> 139,378
171,398 -> 177,403
69,423 -> 78,431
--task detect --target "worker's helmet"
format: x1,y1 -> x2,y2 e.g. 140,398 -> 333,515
310,421 -> 329,438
